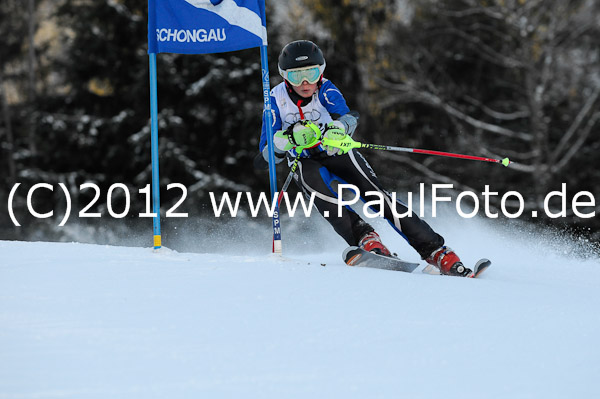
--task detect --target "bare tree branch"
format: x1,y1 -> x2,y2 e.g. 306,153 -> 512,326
423,27 -> 525,69
432,2 -> 505,21
462,95 -> 530,121
552,111 -> 600,173
551,86 -> 600,164
375,78 -> 533,141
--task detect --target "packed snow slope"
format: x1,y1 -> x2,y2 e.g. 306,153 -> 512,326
1,215 -> 599,399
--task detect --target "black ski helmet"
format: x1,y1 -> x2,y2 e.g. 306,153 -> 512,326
278,40 -> 326,79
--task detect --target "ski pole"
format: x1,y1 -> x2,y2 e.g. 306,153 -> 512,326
277,153 -> 301,206
322,136 -> 512,167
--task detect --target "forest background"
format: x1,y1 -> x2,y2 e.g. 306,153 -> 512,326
1,0 -> 599,251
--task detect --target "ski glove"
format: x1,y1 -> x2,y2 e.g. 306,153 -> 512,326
261,145 -> 286,165
322,121 -> 351,156
273,120 -> 321,152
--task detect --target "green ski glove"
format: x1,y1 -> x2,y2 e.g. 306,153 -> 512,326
322,121 -> 357,155
273,120 -> 322,152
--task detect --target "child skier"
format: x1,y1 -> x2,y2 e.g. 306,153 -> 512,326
259,40 -> 471,277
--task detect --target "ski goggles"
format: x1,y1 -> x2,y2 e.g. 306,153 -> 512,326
279,64 -> 326,86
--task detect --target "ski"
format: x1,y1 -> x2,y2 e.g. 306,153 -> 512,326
422,258 -> 491,278
342,246 -> 420,273
343,246 -> 491,278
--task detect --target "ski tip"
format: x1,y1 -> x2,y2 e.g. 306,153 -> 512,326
472,258 -> 491,278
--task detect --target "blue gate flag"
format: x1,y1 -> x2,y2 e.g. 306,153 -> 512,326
148,0 -> 267,54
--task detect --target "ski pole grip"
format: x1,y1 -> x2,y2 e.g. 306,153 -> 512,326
321,135 -> 362,151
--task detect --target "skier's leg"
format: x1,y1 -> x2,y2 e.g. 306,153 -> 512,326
323,151 -> 445,260
293,158 -> 374,246
324,152 -> 472,275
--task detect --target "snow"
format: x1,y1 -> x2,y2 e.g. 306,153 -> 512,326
1,214 -> 599,398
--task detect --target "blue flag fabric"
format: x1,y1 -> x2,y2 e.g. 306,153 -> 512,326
148,0 -> 267,54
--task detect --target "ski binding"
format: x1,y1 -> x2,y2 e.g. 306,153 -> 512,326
422,258 -> 491,278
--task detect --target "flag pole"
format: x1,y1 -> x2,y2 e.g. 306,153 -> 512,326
148,0 -> 272,252
259,45 -> 282,254
149,52 -> 162,250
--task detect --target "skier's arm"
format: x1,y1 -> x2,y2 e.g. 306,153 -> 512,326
333,111 -> 359,137
319,80 -> 359,136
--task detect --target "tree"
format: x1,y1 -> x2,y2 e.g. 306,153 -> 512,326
0,0 -> 29,185
282,0 -> 399,141
1,0 -> 284,242
374,0 -> 600,218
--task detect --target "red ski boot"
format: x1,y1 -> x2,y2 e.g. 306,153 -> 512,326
426,246 -> 472,277
358,231 -> 391,256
